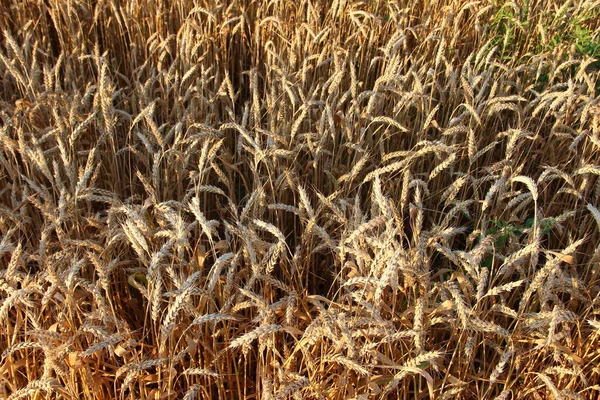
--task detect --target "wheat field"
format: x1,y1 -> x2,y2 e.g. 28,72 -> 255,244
1,0 -> 600,399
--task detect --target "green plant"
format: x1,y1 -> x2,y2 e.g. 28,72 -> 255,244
481,217 -> 555,268
489,1 -> 530,62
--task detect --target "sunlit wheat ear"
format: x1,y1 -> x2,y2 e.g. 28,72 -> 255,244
268,203 -> 301,215
5,243 -> 23,284
475,267 -> 489,302
482,279 -> 525,300
297,186 -> 315,219
363,158 -> 411,183
160,271 -> 200,345
537,373 -> 567,399
117,358 -> 170,390
182,368 -> 219,378
413,297 -> 424,352
482,175 -> 507,212
587,203 -> 600,231
228,324 -> 284,356
490,345 -> 514,385
429,152 -> 456,180
344,216 -> 386,244
383,351 -> 443,396
80,333 -> 124,358
338,153 -> 369,184
189,196 -> 216,247
182,385 -> 202,400
1,341 -> 43,360
206,252 -> 235,292
6,379 -> 62,400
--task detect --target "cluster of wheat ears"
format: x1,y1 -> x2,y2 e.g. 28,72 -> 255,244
1,0 -> 599,399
